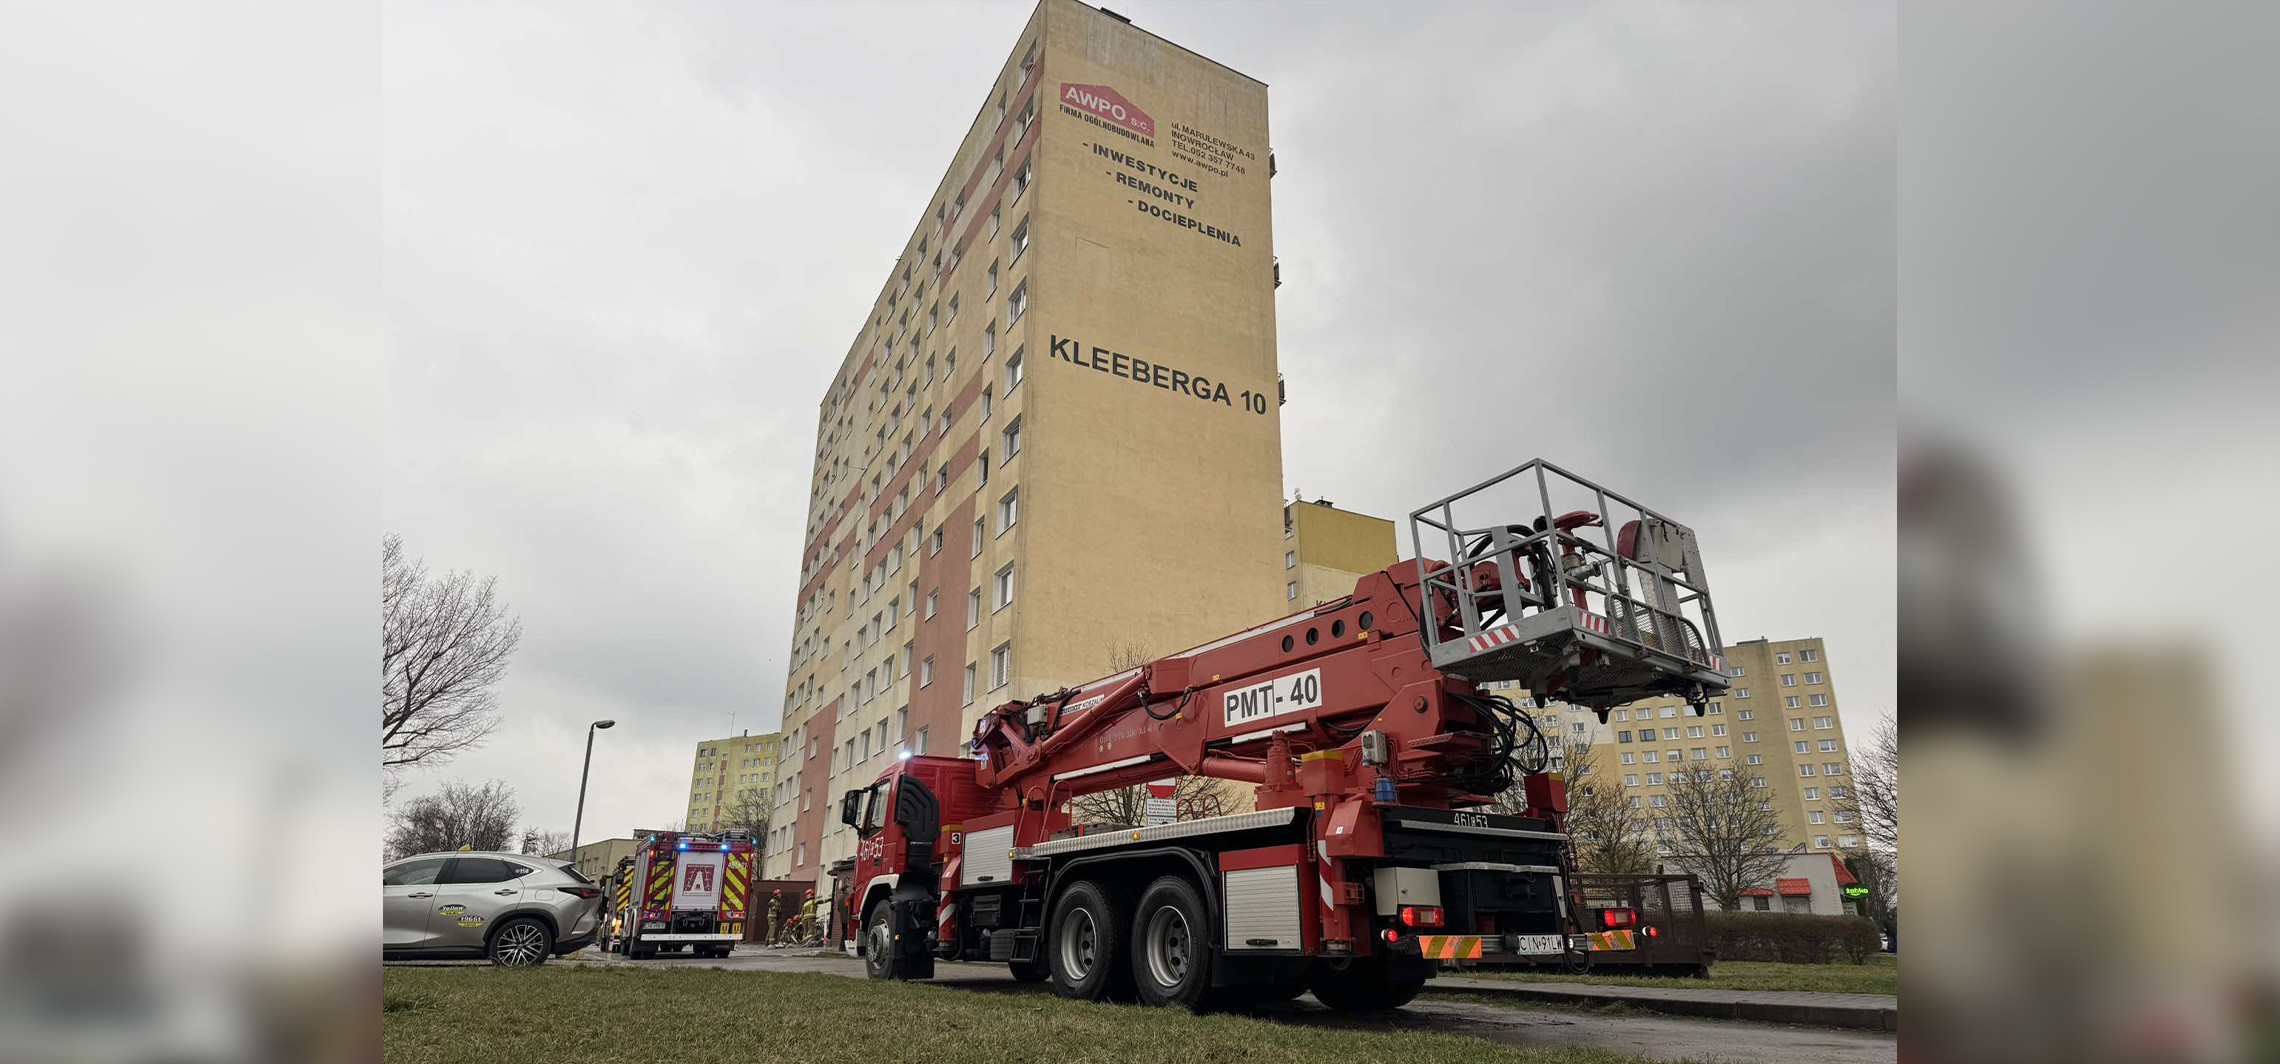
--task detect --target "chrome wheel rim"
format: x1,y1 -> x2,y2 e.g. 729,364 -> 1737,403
868,915 -> 892,965
1058,907 -> 1097,979
496,924 -> 545,965
1144,907 -> 1191,988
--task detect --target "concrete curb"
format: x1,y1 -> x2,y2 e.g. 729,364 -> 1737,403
1422,979 -> 1899,1032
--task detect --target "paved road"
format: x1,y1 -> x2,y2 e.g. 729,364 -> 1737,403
561,947 -> 1896,1064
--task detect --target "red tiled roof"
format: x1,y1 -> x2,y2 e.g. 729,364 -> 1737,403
1829,853 -> 1859,886
1776,878 -> 1813,896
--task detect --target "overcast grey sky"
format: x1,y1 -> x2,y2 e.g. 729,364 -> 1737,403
382,1 -> 1895,841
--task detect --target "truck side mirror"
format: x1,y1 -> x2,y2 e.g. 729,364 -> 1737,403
839,789 -> 864,828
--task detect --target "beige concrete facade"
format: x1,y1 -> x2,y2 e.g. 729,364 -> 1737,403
686,732 -> 780,838
771,1 -> 1282,889
547,837 -> 639,884
1561,636 -> 1858,856
1282,497 -> 1397,607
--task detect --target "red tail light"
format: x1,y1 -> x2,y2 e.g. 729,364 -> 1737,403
1600,908 -> 1637,929
1645,925 -> 1660,938
557,886 -> 603,899
1399,905 -> 1444,928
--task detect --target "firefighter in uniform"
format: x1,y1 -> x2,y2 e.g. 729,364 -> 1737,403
764,893 -> 782,947
798,890 -> 818,944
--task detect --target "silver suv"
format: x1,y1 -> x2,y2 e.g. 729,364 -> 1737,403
382,852 -> 602,966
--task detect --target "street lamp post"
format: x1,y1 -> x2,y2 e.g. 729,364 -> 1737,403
570,719 -> 616,859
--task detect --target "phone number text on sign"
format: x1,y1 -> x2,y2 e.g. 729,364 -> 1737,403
1222,668 -> 1323,727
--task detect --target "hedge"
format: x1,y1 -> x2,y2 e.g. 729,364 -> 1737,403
1706,911 -> 1882,964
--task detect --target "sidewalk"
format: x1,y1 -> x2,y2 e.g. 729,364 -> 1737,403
1424,976 -> 1899,1032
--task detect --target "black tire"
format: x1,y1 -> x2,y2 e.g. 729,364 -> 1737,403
1307,956 -> 1430,1011
1129,876 -> 1213,1009
863,902 -> 908,980
487,917 -> 553,968
1047,880 -> 1134,1002
1009,958 -> 1050,983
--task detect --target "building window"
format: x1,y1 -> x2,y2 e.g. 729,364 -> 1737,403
1785,696 -> 1801,709
1007,280 -> 1028,325
1012,153 -> 1033,200
1730,665 -> 1745,678
978,446 -> 990,484
1286,581 -> 1298,600
924,590 -> 938,620
1815,836 -> 1832,850
998,488 -> 1019,533
987,260 -> 998,297
1824,761 -> 1845,775
1747,754 -> 1763,765
1776,652 -> 1792,665
984,322 -> 996,358
1661,706 -> 1678,718
972,518 -> 985,556
1796,740 -> 1811,753
994,563 -> 1015,610
1781,673 -> 1797,687
1751,776 -> 1768,789
930,527 -> 944,556
962,664 -> 976,705
1711,723 -> 1726,736
990,643 -> 1011,689
915,727 -> 929,755
1010,216 -> 1029,263
1006,347 -> 1024,389
1804,787 -> 1820,800
1805,671 -> 1824,684
1802,648 -> 1819,663
967,589 -> 981,630
1716,745 -> 1731,758
1742,732 -> 1758,743
1809,693 -> 1830,707
1734,687 -> 1749,698
1799,764 -> 1817,777
1790,718 -> 1807,732
1617,730 -> 1632,743
1620,752 -> 1635,765
1002,417 -> 1022,459
1284,551 -> 1295,569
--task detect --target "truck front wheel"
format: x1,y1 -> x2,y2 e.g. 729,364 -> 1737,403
1047,880 -> 1134,1002
1307,956 -> 1430,1011
1130,876 -> 1213,1009
863,904 -> 904,980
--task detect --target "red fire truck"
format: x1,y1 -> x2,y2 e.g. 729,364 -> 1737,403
835,460 -> 1730,1010
599,829 -> 756,959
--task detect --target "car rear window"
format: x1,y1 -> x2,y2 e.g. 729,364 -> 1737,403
441,857 -> 517,884
558,863 -> 594,884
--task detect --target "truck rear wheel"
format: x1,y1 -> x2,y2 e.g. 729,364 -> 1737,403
1047,880 -> 1134,1002
1307,956 -> 1430,1011
1130,876 -> 1213,1009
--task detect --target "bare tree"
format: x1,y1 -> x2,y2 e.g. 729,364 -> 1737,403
385,780 -> 520,860
722,786 -> 773,843
382,534 -> 522,791
1845,712 -> 1899,851
1069,776 -> 1233,828
1660,765 -> 1793,910
1547,742 -> 1657,875
518,827 -> 572,856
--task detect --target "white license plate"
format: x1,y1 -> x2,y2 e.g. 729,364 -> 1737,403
641,921 -> 666,930
1510,934 -> 1577,955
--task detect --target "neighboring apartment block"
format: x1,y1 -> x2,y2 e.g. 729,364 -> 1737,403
686,731 -> 780,838
1562,636 -> 1859,856
771,0 -> 1283,888
1282,497 -> 1397,607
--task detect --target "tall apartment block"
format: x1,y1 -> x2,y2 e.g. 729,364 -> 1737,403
685,731 -> 779,834
1557,636 -> 1860,855
768,0 -> 1283,887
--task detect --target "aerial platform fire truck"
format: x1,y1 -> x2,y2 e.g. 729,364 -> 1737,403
599,829 -> 755,959
835,460 -> 1731,1010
